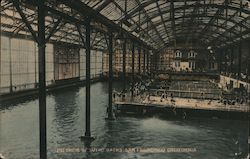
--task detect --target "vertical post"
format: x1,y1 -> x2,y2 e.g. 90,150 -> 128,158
238,35 -> 242,80
78,48 -> 80,78
0,8 -> 1,90
35,42 -> 37,87
222,49 -> 225,73
143,48 -> 146,74
123,38 -> 126,90
138,46 -> 141,74
147,50 -> 149,72
107,31 -> 115,120
95,51 -> 97,77
9,38 -> 12,93
154,53 -> 157,72
218,49 -> 222,74
230,46 -> 233,74
38,0 -> 47,158
248,40 -> 250,82
78,22 -> 94,141
226,48 -> 229,73
238,1 -> 242,80
84,18 -> 93,139
131,43 -> 135,96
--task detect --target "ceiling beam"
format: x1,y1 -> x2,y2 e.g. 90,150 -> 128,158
12,0 -> 38,42
196,0 -> 228,42
209,16 -> 249,46
132,14 -> 247,35
156,1 -> 171,42
170,0 -> 176,46
95,0 -> 112,12
119,0 -> 156,23
133,0 -> 165,48
58,0 -> 155,50
130,10 -> 249,32
112,0 -> 159,46
120,2 -> 250,22
184,0 -> 201,46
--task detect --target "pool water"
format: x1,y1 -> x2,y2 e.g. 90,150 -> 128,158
0,82 -> 248,159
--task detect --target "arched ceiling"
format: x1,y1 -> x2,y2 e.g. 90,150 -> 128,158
87,0 -> 250,51
1,0 -> 250,52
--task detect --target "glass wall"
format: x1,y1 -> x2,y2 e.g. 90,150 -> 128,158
0,36 -> 54,94
0,36 -> 104,94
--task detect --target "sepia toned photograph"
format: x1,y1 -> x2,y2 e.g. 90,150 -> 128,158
0,0 -> 249,159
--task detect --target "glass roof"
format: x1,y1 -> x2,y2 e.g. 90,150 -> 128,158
1,0 -> 250,52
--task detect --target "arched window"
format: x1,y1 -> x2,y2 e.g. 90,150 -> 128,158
175,50 -> 182,58
188,50 -> 196,58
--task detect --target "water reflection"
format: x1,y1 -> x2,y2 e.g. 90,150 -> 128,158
53,87 -> 80,130
49,87 -> 83,149
0,95 -> 37,111
0,82 -> 248,159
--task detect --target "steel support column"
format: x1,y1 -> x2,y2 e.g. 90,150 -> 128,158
9,38 -> 12,93
147,50 -> 149,73
230,46 -> 234,73
131,43 -> 135,97
38,0 -> 47,158
238,18 -> 242,79
223,49 -> 226,73
107,31 -> 115,120
138,46 -> 141,74
154,53 -> 157,72
218,49 -> 222,73
123,38 -> 126,90
226,48 -> 229,73
238,40 -> 242,79
143,48 -> 146,74
248,41 -> 250,82
82,18 -> 94,140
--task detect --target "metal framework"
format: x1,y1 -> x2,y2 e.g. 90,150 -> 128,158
1,0 -> 250,53
1,1 -> 250,159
